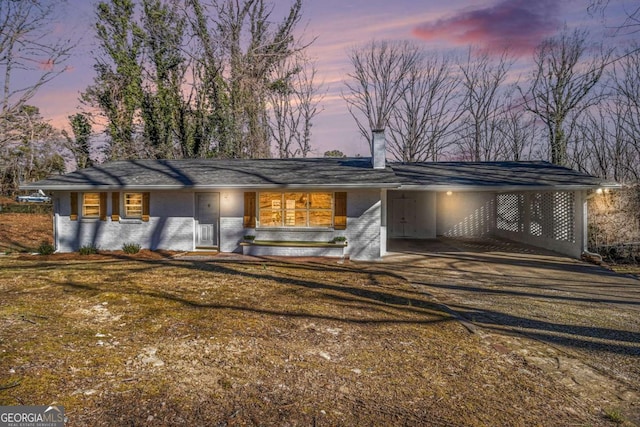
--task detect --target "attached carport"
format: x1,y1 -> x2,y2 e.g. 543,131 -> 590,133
384,161 -> 620,258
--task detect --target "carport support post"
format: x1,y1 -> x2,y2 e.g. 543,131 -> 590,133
380,189 -> 388,257
582,191 -> 588,254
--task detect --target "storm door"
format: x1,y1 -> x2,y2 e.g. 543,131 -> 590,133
196,193 -> 220,248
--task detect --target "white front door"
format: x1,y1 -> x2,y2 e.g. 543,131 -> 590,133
390,198 -> 417,238
196,193 -> 220,248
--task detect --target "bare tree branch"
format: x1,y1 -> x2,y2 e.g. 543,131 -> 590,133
387,52 -> 462,162
519,28 -> 609,166
457,48 -> 514,161
0,0 -> 74,119
343,40 -> 421,154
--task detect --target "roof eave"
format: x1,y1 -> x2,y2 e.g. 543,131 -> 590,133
396,183 -> 613,192
23,183 -> 401,191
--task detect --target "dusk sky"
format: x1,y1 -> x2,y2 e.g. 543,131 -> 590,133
30,0 -> 640,157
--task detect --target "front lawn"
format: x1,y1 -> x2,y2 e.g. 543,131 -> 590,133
0,255 -> 606,426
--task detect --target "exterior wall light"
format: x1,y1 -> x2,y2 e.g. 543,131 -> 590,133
446,191 -> 453,196
596,188 -> 603,194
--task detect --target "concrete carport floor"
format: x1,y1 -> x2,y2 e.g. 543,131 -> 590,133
378,237 -> 640,423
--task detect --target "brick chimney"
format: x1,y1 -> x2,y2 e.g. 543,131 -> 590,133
372,129 -> 386,169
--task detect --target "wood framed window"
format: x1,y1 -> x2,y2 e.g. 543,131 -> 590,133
256,192 -> 339,228
82,193 -> 101,218
124,193 -> 143,218
309,192 -> 333,227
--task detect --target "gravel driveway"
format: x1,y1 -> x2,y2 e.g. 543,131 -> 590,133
375,238 -> 640,424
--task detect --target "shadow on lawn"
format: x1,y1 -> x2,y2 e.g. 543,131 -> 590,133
51,256 -> 457,327
451,304 -> 640,354
10,253 -> 640,358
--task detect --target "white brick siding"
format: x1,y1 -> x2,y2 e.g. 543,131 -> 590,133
54,191 -> 194,252
52,188 -> 384,260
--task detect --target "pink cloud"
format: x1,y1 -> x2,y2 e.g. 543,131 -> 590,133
412,0 -> 562,55
39,59 -> 55,71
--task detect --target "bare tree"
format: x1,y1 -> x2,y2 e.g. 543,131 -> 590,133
0,1 -> 74,119
386,52 -> 461,162
457,49 -> 514,161
606,44 -> 640,181
268,55 -> 323,158
520,28 -> 609,166
496,89 -> 538,161
295,63 -> 323,158
268,58 -> 299,158
0,106 -> 65,193
588,0 -> 640,36
215,0 -> 304,158
343,40 -> 421,154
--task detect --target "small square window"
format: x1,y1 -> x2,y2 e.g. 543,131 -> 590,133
82,193 -> 100,217
124,193 -> 143,218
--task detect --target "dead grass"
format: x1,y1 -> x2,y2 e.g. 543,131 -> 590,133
0,198 -> 53,253
0,254 -> 609,426
0,213 -> 52,253
612,265 -> 640,277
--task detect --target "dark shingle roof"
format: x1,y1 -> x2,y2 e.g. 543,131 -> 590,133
389,161 -> 614,190
23,158 -> 398,190
24,158 -> 615,191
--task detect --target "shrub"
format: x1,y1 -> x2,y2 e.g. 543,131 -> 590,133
122,242 -> 141,254
38,241 -> 55,255
243,235 -> 256,241
332,236 -> 347,243
78,245 -> 98,255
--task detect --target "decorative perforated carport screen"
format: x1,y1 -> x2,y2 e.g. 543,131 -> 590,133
497,191 -> 575,243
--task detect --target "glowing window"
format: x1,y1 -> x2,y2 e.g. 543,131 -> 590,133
82,193 -> 100,217
124,193 -> 143,218
258,192 -> 333,228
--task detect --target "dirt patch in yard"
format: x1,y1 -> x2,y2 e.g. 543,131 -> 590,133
0,255 -> 614,426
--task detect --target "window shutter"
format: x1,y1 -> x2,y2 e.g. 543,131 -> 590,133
244,192 -> 256,228
334,192 -> 347,230
99,192 -> 108,221
111,192 -> 120,221
70,192 -> 78,221
142,192 -> 150,222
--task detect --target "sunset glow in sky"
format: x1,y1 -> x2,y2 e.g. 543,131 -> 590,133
31,0 -> 639,157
